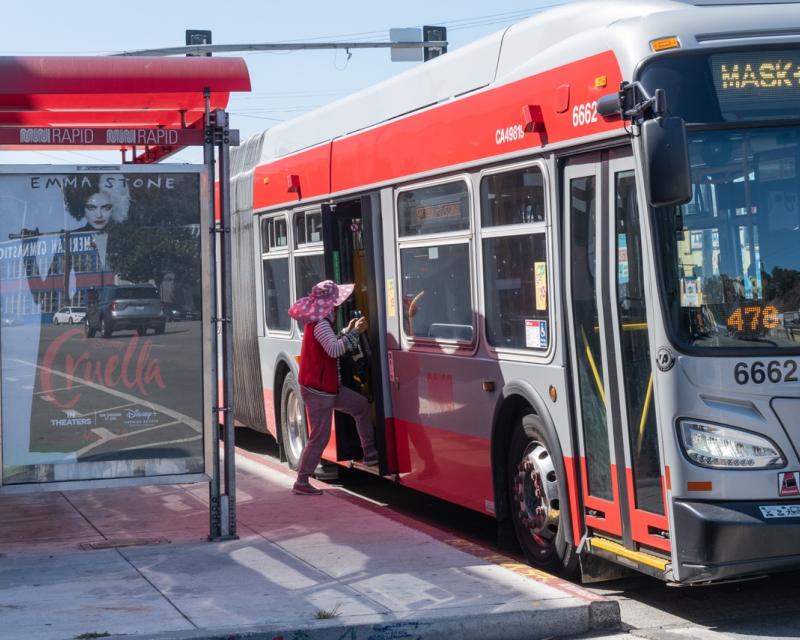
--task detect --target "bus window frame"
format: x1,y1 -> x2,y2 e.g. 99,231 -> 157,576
293,207 -> 324,250
476,159 -> 556,363
394,175 -> 478,354
291,206 -> 325,335
259,211 -> 293,338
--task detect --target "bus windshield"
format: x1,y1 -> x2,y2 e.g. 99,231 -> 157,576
654,126 -> 800,349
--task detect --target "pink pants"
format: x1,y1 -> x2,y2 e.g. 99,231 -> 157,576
297,385 -> 377,481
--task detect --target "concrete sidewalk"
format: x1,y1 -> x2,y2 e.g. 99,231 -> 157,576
0,451 -> 620,640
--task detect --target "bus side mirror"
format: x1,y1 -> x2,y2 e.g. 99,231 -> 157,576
642,116 -> 692,208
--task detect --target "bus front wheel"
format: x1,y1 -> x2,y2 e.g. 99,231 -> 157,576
507,414 -> 578,576
280,372 -> 307,470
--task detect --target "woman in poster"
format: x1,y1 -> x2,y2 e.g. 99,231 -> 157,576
63,175 -> 131,281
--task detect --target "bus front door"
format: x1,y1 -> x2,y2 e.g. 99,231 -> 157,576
563,151 -> 670,563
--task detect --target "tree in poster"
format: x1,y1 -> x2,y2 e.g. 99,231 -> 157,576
105,174 -> 201,297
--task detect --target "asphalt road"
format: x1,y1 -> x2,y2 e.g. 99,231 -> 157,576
235,428 -> 800,640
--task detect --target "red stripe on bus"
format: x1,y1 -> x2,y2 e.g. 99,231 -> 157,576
253,51 -> 623,210
580,457 -> 623,536
391,418 -> 493,515
563,456 -> 583,547
625,468 -> 671,553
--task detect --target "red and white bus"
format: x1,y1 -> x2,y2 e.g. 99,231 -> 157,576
230,0 -> 800,584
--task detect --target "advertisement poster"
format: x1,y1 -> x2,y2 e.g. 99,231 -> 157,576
0,169 -> 206,487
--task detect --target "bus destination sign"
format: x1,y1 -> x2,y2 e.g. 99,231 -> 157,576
712,50 -> 800,119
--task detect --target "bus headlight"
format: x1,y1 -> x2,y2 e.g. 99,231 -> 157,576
678,420 -> 785,469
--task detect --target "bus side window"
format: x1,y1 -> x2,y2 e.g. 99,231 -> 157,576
480,165 -> 549,351
396,180 -> 474,344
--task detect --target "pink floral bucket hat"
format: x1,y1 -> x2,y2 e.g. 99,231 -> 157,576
288,280 -> 354,324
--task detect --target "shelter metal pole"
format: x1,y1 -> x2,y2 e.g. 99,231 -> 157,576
204,88 -> 222,541
217,108 -> 237,537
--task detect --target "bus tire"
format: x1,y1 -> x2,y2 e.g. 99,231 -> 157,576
280,372 -> 307,470
507,413 -> 578,576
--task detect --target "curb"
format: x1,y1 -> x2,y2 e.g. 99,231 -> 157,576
107,598 -> 615,640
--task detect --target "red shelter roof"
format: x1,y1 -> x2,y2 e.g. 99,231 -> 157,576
0,55 -> 251,161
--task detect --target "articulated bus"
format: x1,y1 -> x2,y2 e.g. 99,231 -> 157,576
230,0 -> 800,584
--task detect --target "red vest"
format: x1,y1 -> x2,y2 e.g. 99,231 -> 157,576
298,321 -> 338,394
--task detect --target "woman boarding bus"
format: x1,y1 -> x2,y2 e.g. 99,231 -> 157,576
229,0 -> 800,584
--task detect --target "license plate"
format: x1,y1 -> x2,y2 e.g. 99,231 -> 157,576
759,505 -> 800,519
135,305 -> 144,310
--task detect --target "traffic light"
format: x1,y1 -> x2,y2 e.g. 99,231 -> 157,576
185,30 -> 212,57
422,25 -> 447,61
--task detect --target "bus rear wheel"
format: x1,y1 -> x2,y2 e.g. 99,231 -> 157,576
507,414 -> 578,576
280,372 -> 307,470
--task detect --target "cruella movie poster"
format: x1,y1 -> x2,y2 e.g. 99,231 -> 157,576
0,170 -> 205,486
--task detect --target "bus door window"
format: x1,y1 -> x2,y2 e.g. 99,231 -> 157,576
615,170 -> 664,515
569,175 -> 613,502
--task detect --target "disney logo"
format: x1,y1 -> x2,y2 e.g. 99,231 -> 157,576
127,409 -> 157,420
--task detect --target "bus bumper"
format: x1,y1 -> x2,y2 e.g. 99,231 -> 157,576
674,499 -> 800,583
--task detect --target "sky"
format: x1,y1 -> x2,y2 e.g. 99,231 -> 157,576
0,0 -> 566,165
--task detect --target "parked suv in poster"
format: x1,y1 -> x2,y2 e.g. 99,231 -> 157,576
52,306 -> 87,325
85,285 -> 166,338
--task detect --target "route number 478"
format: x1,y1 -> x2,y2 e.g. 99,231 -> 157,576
572,101 -> 598,127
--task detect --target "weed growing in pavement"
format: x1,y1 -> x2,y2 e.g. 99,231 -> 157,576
314,604 -> 342,619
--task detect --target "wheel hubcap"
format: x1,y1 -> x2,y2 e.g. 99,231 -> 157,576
285,391 -> 305,460
513,441 -> 560,554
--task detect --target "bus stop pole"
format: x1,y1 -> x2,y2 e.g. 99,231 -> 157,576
217,108 -> 237,537
204,89 -> 223,540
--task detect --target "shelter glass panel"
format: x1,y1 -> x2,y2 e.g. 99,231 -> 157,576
0,169 -> 205,487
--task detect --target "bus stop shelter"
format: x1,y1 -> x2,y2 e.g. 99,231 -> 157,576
0,55 -> 251,540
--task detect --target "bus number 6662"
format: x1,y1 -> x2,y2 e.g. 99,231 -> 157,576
572,101 -> 598,127
734,360 -> 799,385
